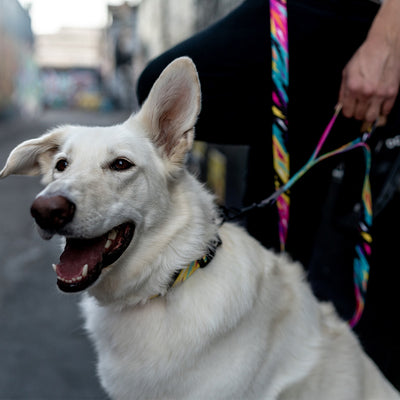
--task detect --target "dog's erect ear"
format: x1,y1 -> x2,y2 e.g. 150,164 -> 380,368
0,129 -> 66,179
135,57 -> 201,165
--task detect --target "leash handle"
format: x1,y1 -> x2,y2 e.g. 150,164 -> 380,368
223,105 -> 374,327
278,109 -> 374,327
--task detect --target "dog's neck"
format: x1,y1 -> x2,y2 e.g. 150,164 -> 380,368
87,172 -> 222,308
149,234 -> 222,301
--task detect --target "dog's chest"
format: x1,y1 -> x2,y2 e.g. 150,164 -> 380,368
84,298 -> 176,360
81,295 -> 265,400
82,297 -> 208,398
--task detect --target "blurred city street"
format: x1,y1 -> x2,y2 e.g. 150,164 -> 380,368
0,110 -> 129,400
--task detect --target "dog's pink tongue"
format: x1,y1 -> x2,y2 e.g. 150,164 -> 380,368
57,236 -> 107,280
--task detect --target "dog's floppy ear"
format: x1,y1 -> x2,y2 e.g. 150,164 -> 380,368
136,57 -> 201,166
0,129 -> 66,179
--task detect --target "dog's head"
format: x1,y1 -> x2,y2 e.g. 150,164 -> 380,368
0,57 -> 201,293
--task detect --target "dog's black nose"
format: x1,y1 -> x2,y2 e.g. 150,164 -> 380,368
31,195 -> 75,231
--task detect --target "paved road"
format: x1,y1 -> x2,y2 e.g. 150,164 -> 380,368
0,110 -> 130,400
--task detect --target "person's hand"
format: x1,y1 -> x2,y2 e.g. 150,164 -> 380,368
338,0 -> 400,123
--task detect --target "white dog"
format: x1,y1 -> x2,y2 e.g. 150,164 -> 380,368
1,57 -> 398,400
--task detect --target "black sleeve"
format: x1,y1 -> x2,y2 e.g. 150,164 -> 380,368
136,0 -> 271,145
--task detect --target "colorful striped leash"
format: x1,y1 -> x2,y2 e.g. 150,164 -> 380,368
270,0 -> 290,252
269,0 -> 371,326
287,106 -> 373,327
257,105 -> 373,327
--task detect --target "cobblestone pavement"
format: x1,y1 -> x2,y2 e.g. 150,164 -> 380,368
0,110 -> 130,400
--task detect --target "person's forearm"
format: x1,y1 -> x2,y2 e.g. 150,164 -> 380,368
370,0 -> 400,47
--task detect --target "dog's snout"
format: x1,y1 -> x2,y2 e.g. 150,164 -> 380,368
31,195 -> 75,231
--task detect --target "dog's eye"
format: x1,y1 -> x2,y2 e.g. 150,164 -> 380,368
110,158 -> 135,171
55,159 -> 68,172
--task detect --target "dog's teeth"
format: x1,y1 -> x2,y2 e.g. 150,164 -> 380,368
52,264 -> 57,272
105,239 -> 112,249
57,273 -> 83,283
108,230 -> 117,241
82,264 -> 88,278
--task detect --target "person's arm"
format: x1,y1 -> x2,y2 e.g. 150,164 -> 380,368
339,0 -> 400,122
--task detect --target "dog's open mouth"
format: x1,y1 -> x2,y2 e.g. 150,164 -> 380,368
54,222 -> 135,293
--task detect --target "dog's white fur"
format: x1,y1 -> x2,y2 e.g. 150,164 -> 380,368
1,57 -> 398,400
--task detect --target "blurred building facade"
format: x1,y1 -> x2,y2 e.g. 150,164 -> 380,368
34,2 -> 140,111
136,0 -> 246,207
0,0 -> 40,117
137,0 -> 242,60
35,27 -> 110,110
104,2 -> 140,110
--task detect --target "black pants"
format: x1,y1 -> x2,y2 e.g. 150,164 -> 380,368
137,0 -> 400,389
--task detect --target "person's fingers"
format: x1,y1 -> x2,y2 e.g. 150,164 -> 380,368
363,98 -> 381,122
377,115 -> 387,127
359,93 -> 395,122
339,77 -> 395,122
339,82 -> 357,119
381,95 -> 396,116
340,94 -> 358,119
354,98 -> 370,120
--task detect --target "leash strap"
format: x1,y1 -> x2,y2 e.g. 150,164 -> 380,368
268,106 -> 373,327
270,0 -> 290,251
269,0 -> 371,327
283,106 -> 373,327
